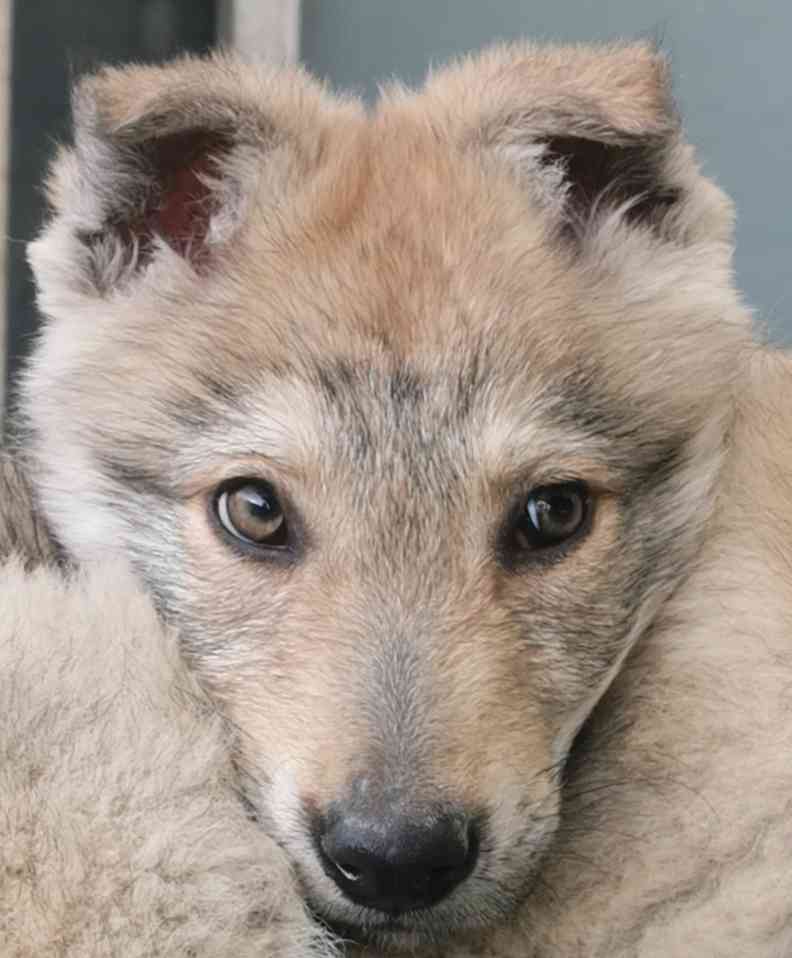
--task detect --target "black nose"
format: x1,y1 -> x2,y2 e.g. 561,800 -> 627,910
317,808 -> 478,915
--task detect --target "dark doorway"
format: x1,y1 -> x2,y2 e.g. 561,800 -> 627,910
4,0 -> 217,418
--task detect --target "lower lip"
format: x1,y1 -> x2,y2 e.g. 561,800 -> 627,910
309,905 -> 417,941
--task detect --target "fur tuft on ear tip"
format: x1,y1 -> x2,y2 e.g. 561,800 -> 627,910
421,42 -> 730,247
71,55 -> 257,145
423,41 -> 677,139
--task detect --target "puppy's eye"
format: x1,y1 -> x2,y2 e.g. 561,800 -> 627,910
215,479 -> 288,548
513,481 -> 590,552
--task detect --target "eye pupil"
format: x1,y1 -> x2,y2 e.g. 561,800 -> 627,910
240,486 -> 275,519
515,481 -> 589,552
215,480 -> 289,548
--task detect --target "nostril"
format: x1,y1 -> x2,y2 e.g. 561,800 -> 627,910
438,821 -> 477,874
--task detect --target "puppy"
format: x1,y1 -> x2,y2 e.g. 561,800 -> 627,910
14,42 -> 791,953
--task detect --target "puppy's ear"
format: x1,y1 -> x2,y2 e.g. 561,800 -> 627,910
425,42 -> 730,245
34,55 -> 359,294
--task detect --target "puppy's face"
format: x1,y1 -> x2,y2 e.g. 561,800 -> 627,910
24,46 -> 749,947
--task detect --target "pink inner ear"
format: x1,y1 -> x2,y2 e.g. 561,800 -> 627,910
152,162 -> 214,256
141,131 -> 228,263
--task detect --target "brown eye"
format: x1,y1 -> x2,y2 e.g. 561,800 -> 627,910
215,479 -> 288,548
513,481 -> 590,552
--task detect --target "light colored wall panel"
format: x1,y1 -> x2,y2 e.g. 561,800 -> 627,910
220,0 -> 299,63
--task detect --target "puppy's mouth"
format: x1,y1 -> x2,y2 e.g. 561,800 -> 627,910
306,896 -> 478,949
309,904 -> 424,943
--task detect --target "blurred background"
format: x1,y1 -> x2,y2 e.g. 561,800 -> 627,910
2,0 -> 791,425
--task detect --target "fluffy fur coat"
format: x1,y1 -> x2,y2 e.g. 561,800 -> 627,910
0,481 -> 334,957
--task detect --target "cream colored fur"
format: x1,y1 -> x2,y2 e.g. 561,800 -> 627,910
0,555 -> 335,958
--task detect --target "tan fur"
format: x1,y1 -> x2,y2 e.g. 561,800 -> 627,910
0,555 -> 334,958
8,40 -> 792,954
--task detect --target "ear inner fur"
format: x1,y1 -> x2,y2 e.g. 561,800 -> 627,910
116,130 -> 231,268
537,134 -> 682,237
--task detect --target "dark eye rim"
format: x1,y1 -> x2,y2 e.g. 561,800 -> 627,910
498,479 -> 595,569
209,476 -> 303,562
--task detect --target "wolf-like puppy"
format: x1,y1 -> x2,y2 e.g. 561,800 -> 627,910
16,42 -> 791,953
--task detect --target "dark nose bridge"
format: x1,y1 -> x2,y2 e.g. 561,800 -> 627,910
336,530 -> 466,797
362,618 -> 434,785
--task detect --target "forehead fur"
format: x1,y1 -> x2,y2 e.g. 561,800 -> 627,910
25,42 -> 752,467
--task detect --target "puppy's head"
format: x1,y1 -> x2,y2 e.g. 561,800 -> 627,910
23,44 -> 750,948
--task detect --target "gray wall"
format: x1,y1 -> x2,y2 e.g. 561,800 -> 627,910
302,0 -> 792,344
